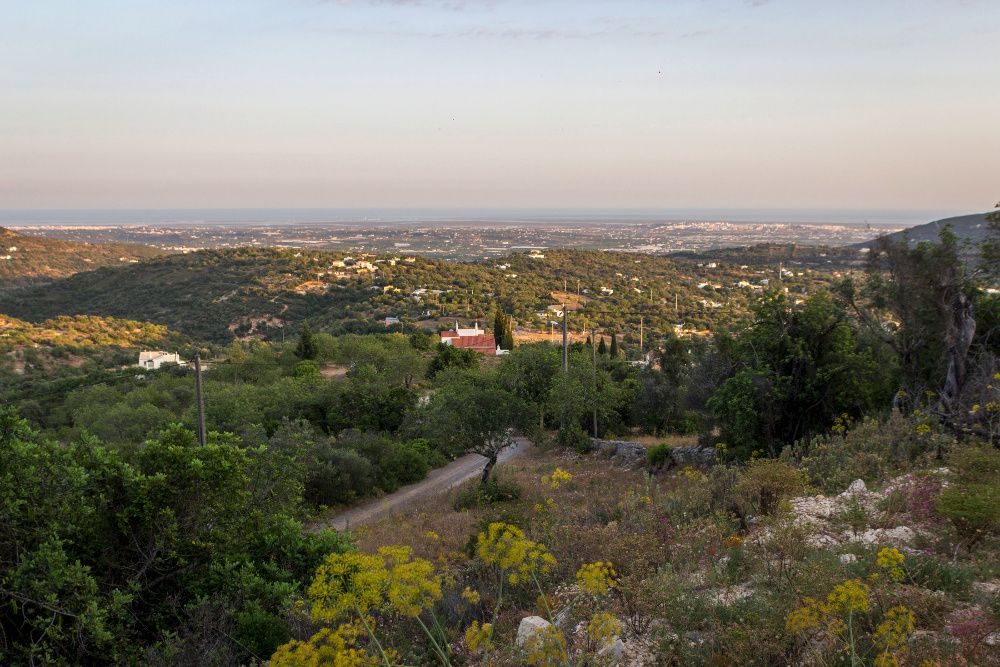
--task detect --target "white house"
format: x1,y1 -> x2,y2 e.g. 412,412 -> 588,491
138,351 -> 183,370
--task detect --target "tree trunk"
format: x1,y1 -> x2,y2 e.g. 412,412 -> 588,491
938,292 -> 976,420
480,454 -> 497,485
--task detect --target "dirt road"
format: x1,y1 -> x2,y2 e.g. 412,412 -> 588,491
308,438 -> 532,532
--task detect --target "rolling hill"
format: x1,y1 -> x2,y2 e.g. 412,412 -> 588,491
854,212 -> 992,248
0,247 -> 837,343
0,227 -> 165,291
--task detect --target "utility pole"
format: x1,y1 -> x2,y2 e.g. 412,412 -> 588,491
592,326 -> 598,436
675,293 -> 679,314
562,306 -> 568,372
195,355 -> 206,446
577,279 -> 581,295
639,316 -> 643,352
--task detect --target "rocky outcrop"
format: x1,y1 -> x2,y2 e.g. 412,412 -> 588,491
783,478 -> 920,549
592,439 -> 647,468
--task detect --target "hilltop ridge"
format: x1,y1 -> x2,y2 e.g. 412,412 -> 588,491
0,226 -> 164,290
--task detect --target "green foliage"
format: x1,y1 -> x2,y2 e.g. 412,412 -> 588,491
648,443 -> 672,467
791,413 -> 953,493
452,477 -> 523,510
557,422 -> 593,452
492,305 -> 515,351
0,409 -> 351,664
734,459 -> 806,517
305,444 -> 376,506
295,321 -> 318,359
708,292 -> 893,458
937,445 -> 1000,551
427,342 -> 480,378
423,369 -> 529,483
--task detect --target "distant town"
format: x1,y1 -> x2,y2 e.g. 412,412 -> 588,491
8,218 -> 897,262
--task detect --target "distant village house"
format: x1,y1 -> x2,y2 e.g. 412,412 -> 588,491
138,351 -> 183,370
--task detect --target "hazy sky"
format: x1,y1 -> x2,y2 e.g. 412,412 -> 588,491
1,0 -> 998,211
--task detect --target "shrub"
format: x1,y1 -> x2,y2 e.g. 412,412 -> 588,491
906,555 -> 974,596
453,478 -> 522,511
647,444 -> 672,468
791,413 -> 954,493
558,423 -> 592,453
305,445 -> 374,506
937,445 -> 1000,550
734,459 -> 805,517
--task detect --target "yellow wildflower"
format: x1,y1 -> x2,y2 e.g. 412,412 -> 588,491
477,522 -> 556,585
874,606 -> 916,650
785,597 -> 825,633
575,561 -> 617,596
827,579 -> 870,615
542,467 -> 573,489
875,547 -> 906,582
381,547 -> 441,617
460,587 -> 481,605
464,620 -> 493,654
308,552 -> 388,623
270,622 -> 382,667
587,612 -> 622,648
523,625 -> 568,667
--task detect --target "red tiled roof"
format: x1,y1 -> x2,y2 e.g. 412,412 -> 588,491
451,334 -> 497,355
440,330 -> 459,338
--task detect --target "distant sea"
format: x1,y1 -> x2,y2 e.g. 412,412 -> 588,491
0,208 -> 964,228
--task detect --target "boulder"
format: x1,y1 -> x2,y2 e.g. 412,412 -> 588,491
843,479 -> 867,496
668,445 -> 717,468
592,439 -> 647,468
839,553 -> 858,564
516,616 -> 552,649
596,637 -> 626,663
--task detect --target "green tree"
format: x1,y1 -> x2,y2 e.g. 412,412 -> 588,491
496,342 -> 561,429
427,342 -> 479,378
708,292 -> 891,457
295,321 -> 317,360
423,371 -> 528,484
610,332 -> 619,358
597,337 -> 608,355
839,229 -> 977,428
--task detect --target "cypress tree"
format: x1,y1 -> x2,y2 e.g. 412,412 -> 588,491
295,321 -> 317,360
610,331 -> 619,358
493,306 -> 505,347
502,315 -> 515,350
598,337 -> 608,355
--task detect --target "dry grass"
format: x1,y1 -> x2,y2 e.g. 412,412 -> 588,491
352,444 -> 667,579
625,433 -> 699,448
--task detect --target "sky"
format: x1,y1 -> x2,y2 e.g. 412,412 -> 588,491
1,0 -> 998,213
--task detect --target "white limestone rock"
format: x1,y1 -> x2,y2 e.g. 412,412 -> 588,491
596,637 -> 626,663
516,616 -> 552,648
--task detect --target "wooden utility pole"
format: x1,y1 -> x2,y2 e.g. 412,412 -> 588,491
195,355 -> 206,446
592,326 -> 598,436
562,306 -> 568,372
674,293 -> 679,314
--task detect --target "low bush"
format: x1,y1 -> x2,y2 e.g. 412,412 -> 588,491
791,413 -> 954,493
453,477 -> 522,511
734,459 -> 805,517
937,445 -> 1000,551
558,423 -> 592,453
906,554 -> 975,596
305,445 -> 374,506
647,443 -> 672,467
